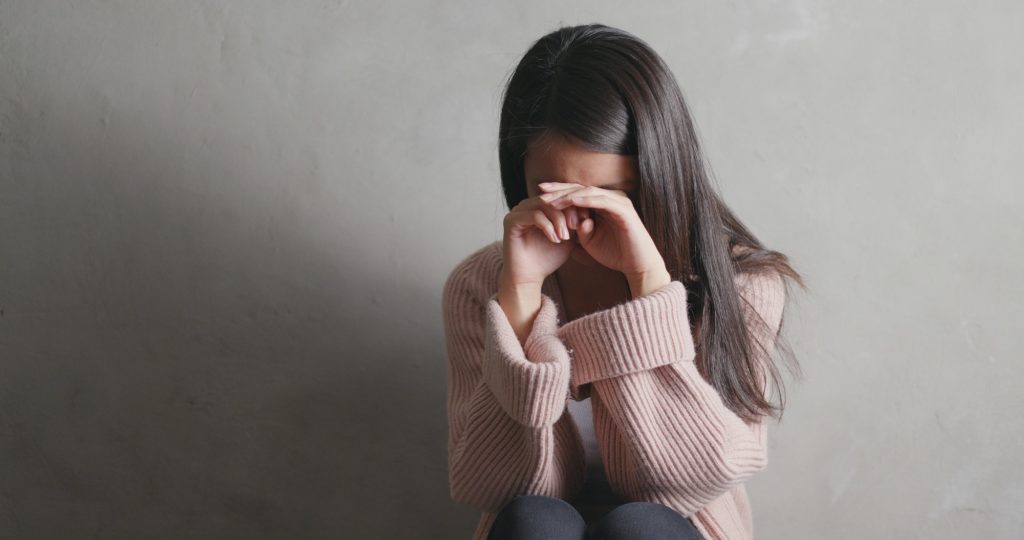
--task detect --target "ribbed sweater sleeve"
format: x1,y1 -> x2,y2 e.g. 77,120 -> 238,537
442,251 -> 574,513
480,292 -> 572,427
558,271 -> 786,517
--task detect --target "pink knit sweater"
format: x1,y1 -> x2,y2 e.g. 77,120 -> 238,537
442,240 -> 786,540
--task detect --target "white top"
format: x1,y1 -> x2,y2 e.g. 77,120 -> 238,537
566,395 -> 607,479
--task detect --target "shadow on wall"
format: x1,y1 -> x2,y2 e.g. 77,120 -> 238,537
0,100 -> 452,538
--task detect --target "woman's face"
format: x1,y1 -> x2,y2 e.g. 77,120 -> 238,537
523,131 -> 639,268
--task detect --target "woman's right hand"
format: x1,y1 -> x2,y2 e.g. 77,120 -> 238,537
496,195 -> 581,345
500,195 -> 579,287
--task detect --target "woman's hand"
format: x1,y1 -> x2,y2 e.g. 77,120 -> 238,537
538,181 -> 672,297
500,194 -> 579,287
498,194 -> 581,345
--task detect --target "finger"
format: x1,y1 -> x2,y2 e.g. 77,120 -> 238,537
569,206 -> 589,229
539,184 -> 584,204
563,192 -> 632,225
577,215 -> 594,245
566,207 -> 578,230
511,199 -> 562,243
529,209 -> 562,243
519,196 -> 575,240
540,204 -> 571,241
567,185 -> 631,202
538,181 -> 583,192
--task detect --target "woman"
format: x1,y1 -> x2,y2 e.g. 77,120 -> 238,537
443,24 -> 804,540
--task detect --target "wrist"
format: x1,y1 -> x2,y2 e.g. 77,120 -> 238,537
625,266 -> 672,298
498,269 -> 544,297
497,281 -> 543,310
497,271 -> 544,345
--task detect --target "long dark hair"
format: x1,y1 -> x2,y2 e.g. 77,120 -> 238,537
497,24 -> 806,423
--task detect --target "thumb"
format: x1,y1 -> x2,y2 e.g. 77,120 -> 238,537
577,216 -> 594,246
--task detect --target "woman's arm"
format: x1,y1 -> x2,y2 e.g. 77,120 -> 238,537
442,255 -> 577,512
495,270 -> 544,347
558,270 -> 786,517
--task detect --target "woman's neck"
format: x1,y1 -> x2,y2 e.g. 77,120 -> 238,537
554,257 -> 633,321
555,257 -> 622,284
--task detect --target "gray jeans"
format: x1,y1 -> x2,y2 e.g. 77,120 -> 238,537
487,492 -> 705,540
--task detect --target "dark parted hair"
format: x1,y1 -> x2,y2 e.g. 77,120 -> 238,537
496,23 -> 806,423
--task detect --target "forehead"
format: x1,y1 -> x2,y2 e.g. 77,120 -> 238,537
524,131 -> 637,187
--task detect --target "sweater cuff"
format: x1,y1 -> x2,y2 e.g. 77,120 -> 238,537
558,280 -> 696,387
481,292 -> 571,428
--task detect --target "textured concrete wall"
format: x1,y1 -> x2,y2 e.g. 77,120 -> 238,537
1,1 -> 1021,538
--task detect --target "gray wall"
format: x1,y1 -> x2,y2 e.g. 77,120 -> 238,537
1,1 -> 1021,538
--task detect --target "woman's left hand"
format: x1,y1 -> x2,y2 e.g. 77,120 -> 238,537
538,181 -> 672,296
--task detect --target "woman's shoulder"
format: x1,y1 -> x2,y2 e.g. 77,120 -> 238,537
734,269 -> 786,313
442,240 -> 504,306
729,244 -> 786,304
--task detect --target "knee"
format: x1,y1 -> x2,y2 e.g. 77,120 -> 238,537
489,495 -> 585,539
594,501 -> 699,540
496,494 -> 581,521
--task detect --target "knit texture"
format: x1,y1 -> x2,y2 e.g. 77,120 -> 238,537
442,241 -> 787,540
